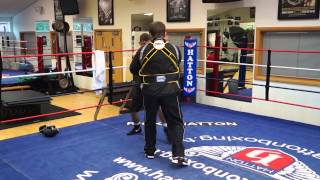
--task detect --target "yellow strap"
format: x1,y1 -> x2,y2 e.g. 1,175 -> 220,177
139,43 -> 180,80
162,46 -> 179,71
138,47 -> 159,77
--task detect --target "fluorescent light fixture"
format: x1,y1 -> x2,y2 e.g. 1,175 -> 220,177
144,13 -> 153,16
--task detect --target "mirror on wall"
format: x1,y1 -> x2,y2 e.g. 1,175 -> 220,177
127,13 -> 153,81
206,7 -> 255,102
131,13 -> 153,50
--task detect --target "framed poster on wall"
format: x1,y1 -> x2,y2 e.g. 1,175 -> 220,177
98,0 -> 114,25
278,0 -> 319,19
167,0 -> 190,22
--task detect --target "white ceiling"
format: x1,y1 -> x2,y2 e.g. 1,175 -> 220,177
0,0 -> 38,17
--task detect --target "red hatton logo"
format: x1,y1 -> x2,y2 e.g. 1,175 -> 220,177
232,147 -> 295,171
185,146 -> 320,179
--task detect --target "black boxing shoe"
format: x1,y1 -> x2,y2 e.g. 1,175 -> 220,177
127,126 -> 142,136
144,150 -> 155,159
171,156 -> 189,166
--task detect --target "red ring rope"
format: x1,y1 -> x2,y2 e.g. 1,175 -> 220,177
198,45 -> 320,54
0,49 -> 138,59
1,51 -> 94,59
1,46 -> 319,124
0,99 -> 131,124
198,89 -> 320,110
1,87 -> 319,124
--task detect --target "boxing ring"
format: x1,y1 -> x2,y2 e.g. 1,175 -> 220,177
2,69 -> 30,85
0,104 -> 319,180
0,41 -> 320,180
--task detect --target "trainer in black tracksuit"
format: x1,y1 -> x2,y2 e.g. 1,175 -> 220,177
130,22 -> 185,159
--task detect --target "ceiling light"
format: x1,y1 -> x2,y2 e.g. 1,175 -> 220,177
144,13 -> 153,16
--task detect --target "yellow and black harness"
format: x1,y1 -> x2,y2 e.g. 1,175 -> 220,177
138,42 -> 180,84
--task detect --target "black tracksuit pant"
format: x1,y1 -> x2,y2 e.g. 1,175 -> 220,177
143,94 -> 185,157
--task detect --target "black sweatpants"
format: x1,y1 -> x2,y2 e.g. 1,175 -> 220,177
143,94 -> 185,157
129,85 -> 143,113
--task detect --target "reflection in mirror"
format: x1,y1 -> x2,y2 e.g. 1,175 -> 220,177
206,7 -> 255,102
73,17 -> 93,77
129,13 -> 153,81
131,13 -> 153,51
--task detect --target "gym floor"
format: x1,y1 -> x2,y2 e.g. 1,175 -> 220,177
0,92 -> 120,140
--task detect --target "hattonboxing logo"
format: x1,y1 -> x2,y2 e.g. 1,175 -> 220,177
153,40 -> 165,50
183,39 -> 197,97
185,146 -> 320,180
184,41 -> 197,49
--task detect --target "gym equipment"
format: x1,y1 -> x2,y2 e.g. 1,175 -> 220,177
81,36 -> 92,71
37,36 -> 44,73
39,125 -> 59,137
229,26 -> 246,47
52,20 -> 70,33
0,90 -> 51,120
50,6 -> 78,94
59,0 -> 79,15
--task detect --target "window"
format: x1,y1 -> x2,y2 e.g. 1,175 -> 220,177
0,22 -> 11,32
262,31 -> 320,79
255,27 -> 320,86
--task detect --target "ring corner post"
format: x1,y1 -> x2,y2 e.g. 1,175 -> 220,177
265,49 -> 272,101
108,51 -> 114,104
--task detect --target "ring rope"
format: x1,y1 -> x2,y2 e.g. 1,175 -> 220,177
2,39 -> 28,43
4,82 -> 136,104
3,69 -> 95,79
1,46 -> 319,124
0,99 -> 132,124
199,45 -> 320,54
197,76 -> 320,94
1,86 -> 319,124
1,52 -> 94,59
0,48 -> 51,52
2,65 -> 129,79
4,74 -> 318,107
1,46 -> 33,50
197,89 -> 320,111
199,59 -> 320,72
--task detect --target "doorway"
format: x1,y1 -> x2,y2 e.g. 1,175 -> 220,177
94,30 -> 123,83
